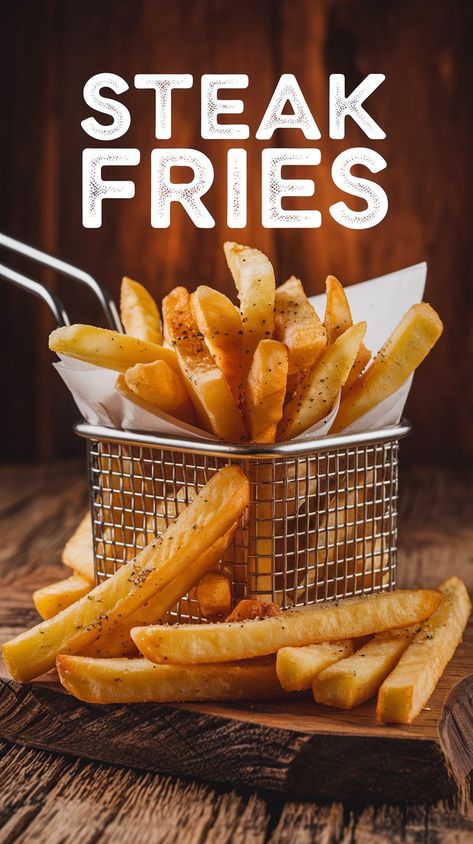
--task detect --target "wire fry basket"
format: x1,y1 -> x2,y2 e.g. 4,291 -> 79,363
1,233 -> 410,622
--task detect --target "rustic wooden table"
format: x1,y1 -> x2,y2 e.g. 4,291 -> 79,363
0,461 -> 472,842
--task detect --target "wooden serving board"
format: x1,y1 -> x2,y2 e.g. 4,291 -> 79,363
1,590 -> 472,805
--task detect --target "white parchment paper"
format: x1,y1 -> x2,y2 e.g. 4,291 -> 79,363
53,262 -> 427,442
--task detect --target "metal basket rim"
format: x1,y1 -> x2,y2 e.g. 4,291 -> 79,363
75,418 -> 411,459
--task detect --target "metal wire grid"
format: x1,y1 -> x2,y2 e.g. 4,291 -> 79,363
87,435 -> 399,623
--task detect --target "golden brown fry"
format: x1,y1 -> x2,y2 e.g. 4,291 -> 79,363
243,339 -> 288,443
162,287 -> 246,441
83,525 -> 236,658
62,513 -> 94,581
278,322 -> 367,441
223,242 -> 275,364
120,276 -> 163,344
33,574 -> 93,620
226,599 -> 281,622
190,286 -> 244,402
196,572 -> 232,620
377,577 -> 471,724
324,276 -> 371,393
313,628 -> 415,709
2,466 -> 250,683
123,360 -> 195,423
57,655 -> 283,705
276,640 -> 354,692
49,325 -> 179,374
274,277 -> 326,374
132,589 -> 441,665
333,303 -> 444,433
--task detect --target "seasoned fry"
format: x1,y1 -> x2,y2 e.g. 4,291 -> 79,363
278,322 -> 367,441
162,287 -> 246,441
226,599 -> 281,622
33,574 -> 93,620
196,572 -> 232,620
2,466 -> 250,682
277,640 -> 354,692
224,242 -> 275,364
123,360 -> 195,423
333,303 -> 444,433
324,276 -> 371,393
190,286 -> 244,401
62,513 -> 94,581
83,525 -> 236,658
132,589 -> 441,665
49,324 -> 179,374
274,277 -> 326,374
377,577 -> 471,724
120,276 -> 163,345
243,339 -> 288,443
57,655 -> 283,705
313,628 -> 415,709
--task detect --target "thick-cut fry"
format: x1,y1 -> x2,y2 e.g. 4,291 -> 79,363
2,466 -> 249,682
49,324 -> 179,374
132,589 -> 441,665
226,599 -> 281,622
33,574 -> 93,620
377,577 -> 471,724
162,287 -> 246,441
224,242 -> 275,364
313,628 -> 415,709
57,655 -> 283,705
243,339 -> 288,443
324,276 -> 371,392
196,572 -> 232,620
83,525 -> 236,658
62,513 -> 94,581
274,277 -> 327,374
333,303 -> 444,433
120,276 -> 163,345
123,360 -> 195,423
276,640 -> 354,692
278,322 -> 367,441
190,286 -> 244,401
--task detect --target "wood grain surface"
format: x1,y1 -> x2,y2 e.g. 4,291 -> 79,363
0,461 -> 472,841
0,0 -> 472,463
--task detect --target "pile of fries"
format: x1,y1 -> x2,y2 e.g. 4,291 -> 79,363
3,466 -> 470,724
48,242 -> 443,442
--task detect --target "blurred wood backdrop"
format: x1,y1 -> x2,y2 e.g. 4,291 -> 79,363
0,0 -> 471,463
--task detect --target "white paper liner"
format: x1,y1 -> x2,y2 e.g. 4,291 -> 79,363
53,261 -> 426,442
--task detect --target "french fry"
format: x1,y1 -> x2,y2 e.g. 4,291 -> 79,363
33,574 -> 93,620
132,589 -> 441,665
274,277 -> 326,374
120,276 -> 163,345
123,360 -> 195,423
162,287 -> 246,441
313,628 -> 415,709
276,640 -> 354,692
377,577 -> 471,724
324,275 -> 371,393
333,303 -> 444,433
196,572 -> 232,620
226,599 -> 281,622
243,339 -> 288,443
190,286 -> 244,402
57,655 -> 283,705
49,324 -> 179,374
62,513 -> 94,581
2,466 -> 250,682
83,525 -> 236,658
278,322 -> 367,441
224,242 -> 275,365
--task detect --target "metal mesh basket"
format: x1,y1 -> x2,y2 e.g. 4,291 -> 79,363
76,421 -> 410,622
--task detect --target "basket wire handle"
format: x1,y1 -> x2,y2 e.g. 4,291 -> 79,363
0,232 -> 122,331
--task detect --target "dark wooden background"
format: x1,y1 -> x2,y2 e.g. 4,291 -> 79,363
0,0 -> 471,463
